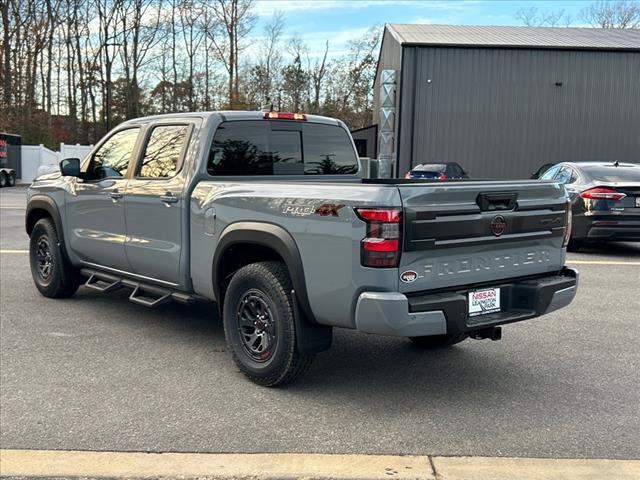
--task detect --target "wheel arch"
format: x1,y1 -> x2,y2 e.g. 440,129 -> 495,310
26,197 -> 70,265
26,197 -> 62,234
213,221 -> 316,325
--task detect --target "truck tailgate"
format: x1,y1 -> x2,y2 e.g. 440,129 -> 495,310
398,180 -> 568,293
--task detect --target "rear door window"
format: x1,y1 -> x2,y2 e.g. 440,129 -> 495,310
138,125 -> 189,178
207,120 -> 358,176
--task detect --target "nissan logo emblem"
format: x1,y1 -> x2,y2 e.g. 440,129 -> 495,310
490,215 -> 507,237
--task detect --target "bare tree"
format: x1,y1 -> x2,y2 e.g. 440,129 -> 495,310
261,10 -> 284,105
308,40 -> 328,114
0,0 -> 11,108
179,0 -> 204,110
515,6 -> 572,26
581,0 -> 640,28
119,0 -> 162,118
515,7 -> 541,26
208,0 -> 255,107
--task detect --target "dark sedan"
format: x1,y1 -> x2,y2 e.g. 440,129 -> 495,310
540,162 -> 640,250
405,162 -> 468,179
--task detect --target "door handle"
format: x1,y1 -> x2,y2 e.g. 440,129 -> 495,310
109,191 -> 123,200
160,193 -> 179,204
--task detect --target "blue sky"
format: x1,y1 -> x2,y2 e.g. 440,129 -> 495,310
252,0 -> 593,56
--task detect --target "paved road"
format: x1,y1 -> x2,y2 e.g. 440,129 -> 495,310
1,187 -> 639,459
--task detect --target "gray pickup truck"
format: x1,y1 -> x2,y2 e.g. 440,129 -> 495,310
26,111 -> 578,386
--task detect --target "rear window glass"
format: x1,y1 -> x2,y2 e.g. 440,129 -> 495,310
583,166 -> 640,182
207,121 -> 359,176
413,164 -> 446,173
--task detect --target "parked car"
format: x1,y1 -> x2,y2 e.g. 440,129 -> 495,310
26,111 -> 577,386
540,161 -> 640,249
405,162 -> 468,179
531,163 -> 556,179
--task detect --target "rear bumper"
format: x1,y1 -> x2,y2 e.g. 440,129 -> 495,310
354,267 -> 578,337
578,216 -> 640,241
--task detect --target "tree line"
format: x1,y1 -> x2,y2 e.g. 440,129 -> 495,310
0,0 -> 381,147
515,0 -> 640,28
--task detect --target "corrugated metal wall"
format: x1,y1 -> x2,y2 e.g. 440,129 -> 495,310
397,46 -> 640,179
351,125 -> 377,158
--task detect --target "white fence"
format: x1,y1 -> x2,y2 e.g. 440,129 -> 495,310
20,143 -> 93,182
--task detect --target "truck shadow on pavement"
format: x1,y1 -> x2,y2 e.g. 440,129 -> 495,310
77,288 -> 546,403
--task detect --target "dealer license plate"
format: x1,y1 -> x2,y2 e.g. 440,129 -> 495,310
468,288 -> 501,317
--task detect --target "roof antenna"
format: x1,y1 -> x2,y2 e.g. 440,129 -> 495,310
614,160 -> 619,167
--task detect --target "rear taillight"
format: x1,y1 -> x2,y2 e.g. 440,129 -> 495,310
580,187 -> 626,202
563,200 -> 572,248
437,173 -> 447,180
404,171 -> 412,179
355,208 -> 401,268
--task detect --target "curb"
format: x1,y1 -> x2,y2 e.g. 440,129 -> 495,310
1,449 -> 639,480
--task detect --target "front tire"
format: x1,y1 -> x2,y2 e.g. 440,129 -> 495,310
29,218 -> 81,298
7,171 -> 16,187
409,333 -> 468,348
222,261 -> 314,387
0,171 -> 6,188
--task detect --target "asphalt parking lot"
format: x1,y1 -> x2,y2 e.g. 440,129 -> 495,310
1,186 -> 639,460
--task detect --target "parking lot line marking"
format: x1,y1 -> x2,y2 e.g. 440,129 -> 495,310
1,449 -> 638,480
0,249 -> 29,253
566,260 -> 640,266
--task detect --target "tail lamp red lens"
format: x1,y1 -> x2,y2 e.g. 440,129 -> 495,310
355,208 -> 401,268
437,173 -> 447,179
580,187 -> 626,202
264,112 -> 306,121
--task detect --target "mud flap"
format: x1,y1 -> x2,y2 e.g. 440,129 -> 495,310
291,289 -> 332,354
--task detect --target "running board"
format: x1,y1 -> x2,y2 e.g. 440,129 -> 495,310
129,284 -> 172,308
80,269 -> 198,308
84,272 -> 123,293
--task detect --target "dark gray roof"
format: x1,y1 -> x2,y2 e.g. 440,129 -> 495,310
387,24 -> 640,51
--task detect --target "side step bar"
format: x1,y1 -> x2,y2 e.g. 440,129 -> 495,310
85,272 -> 123,293
81,269 -> 198,308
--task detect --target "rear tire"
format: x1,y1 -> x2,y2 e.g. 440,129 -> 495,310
222,261 -> 314,387
409,333 -> 468,349
0,171 -> 6,188
567,238 -> 582,252
29,218 -> 81,298
7,171 -> 16,187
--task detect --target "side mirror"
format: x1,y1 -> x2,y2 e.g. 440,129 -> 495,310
59,158 -> 81,177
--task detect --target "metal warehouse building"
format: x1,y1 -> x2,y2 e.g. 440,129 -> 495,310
360,24 -> 640,179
